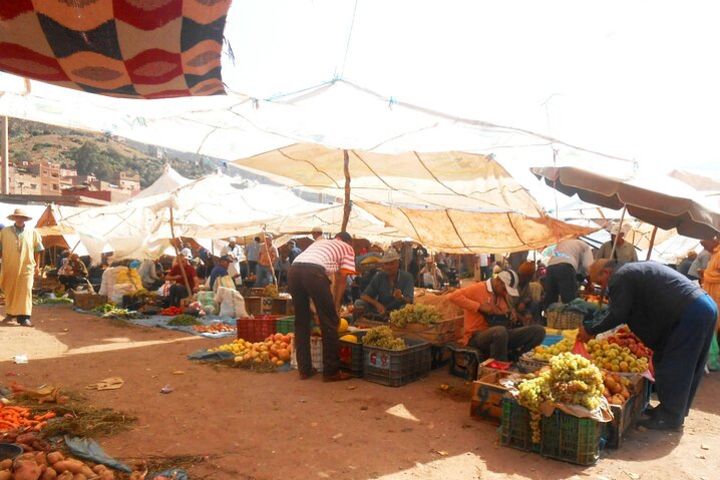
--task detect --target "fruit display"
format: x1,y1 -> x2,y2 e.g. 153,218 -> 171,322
168,314 -> 201,326
532,338 -> 574,361
339,334 -> 358,343
604,326 -> 652,360
518,353 -> 605,443
389,304 -> 443,328
212,333 -> 294,367
192,323 -> 234,334
602,372 -> 632,406
363,326 -> 406,350
338,318 -> 349,334
586,338 -> 649,374
263,284 -> 279,298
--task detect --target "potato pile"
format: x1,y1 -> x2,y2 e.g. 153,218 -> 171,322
0,450 -> 115,480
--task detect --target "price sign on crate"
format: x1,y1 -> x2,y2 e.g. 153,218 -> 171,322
368,351 -> 390,370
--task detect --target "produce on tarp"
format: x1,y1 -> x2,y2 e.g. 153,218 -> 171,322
0,405 -> 55,433
167,315 -> 201,326
158,307 -> 183,316
212,333 -> 294,367
192,323 -> 234,334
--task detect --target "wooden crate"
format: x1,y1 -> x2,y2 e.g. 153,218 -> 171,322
470,371 -> 513,423
245,296 -> 263,316
604,376 -> 648,449
270,297 -> 293,315
74,294 -> 107,310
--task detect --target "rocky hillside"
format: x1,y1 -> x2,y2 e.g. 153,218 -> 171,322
8,118 -> 217,188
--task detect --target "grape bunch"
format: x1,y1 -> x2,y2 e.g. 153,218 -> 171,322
389,304 -> 443,328
363,326 -> 406,350
517,352 -> 605,442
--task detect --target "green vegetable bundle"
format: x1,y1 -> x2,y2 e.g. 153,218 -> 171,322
168,314 -> 201,326
389,304 -> 443,328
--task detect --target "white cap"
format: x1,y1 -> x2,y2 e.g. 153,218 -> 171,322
180,247 -> 192,259
490,270 -> 519,296
610,223 -> 630,236
228,237 -> 237,243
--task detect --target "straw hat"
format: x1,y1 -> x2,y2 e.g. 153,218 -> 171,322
381,248 -> 401,263
7,208 -> 32,221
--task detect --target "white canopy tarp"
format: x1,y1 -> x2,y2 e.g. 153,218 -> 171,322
133,164 -> 192,200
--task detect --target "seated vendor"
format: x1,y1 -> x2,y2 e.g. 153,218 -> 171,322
354,248 -> 414,319
209,255 -> 235,292
448,270 -> 545,361
166,253 -> 200,307
58,253 -> 89,291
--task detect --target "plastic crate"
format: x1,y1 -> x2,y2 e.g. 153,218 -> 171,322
291,336 -> 323,372
362,338 -> 431,387
430,345 -> 452,369
276,316 -> 295,334
339,331 -> 366,377
546,310 -> 584,330
500,399 -> 603,466
500,397 -> 539,453
542,334 -> 563,347
236,315 -> 280,342
540,406 -> 603,465
447,343 -> 481,380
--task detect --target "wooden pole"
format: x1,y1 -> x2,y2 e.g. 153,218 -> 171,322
608,205 -> 627,260
645,225 -> 658,261
168,206 -> 193,297
1,116 -> 8,195
260,229 -> 277,285
341,149 -> 351,232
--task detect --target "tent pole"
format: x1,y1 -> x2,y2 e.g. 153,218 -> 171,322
260,228 -> 277,285
646,225 -> 658,261
341,149 -> 351,232
169,206 -> 193,297
608,205 -> 627,260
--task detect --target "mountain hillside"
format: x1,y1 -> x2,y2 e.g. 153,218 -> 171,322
8,119 -> 216,188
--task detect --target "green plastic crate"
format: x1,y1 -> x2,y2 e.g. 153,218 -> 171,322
276,316 -> 295,334
500,398 -> 603,465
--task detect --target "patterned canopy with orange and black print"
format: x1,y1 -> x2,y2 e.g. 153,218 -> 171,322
0,0 -> 231,99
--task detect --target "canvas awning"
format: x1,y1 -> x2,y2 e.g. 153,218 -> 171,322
232,143 -> 545,215
532,166 -> 720,239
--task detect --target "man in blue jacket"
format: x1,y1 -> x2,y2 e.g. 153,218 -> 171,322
578,259 -> 717,430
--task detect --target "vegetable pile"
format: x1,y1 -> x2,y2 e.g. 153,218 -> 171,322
0,430 -> 50,454
389,304 -> 443,328
603,372 -> 632,406
0,450 -> 118,480
212,333 -> 294,367
0,405 -> 55,433
167,315 -> 201,326
192,323 -> 234,334
159,306 -> 183,316
363,326 -> 406,350
33,297 -> 73,306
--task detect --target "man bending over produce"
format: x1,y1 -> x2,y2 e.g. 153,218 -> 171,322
448,270 -> 545,361
354,248 -> 414,319
289,231 -> 357,382
578,259 -> 717,430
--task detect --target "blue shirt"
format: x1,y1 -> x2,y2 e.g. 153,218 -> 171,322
246,242 -> 261,262
289,247 -> 302,264
209,265 -> 229,290
363,270 -> 415,308
586,261 -> 704,350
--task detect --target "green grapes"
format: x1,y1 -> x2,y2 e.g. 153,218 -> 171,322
363,326 -> 407,350
389,304 -> 443,328
517,352 -> 605,442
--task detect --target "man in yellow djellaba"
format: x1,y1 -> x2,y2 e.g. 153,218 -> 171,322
0,208 -> 44,327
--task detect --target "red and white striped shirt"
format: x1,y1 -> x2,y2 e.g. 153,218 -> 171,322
293,239 -> 356,275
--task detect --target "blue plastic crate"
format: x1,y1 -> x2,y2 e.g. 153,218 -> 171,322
542,335 -> 563,347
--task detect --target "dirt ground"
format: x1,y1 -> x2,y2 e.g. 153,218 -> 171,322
2,305 -> 719,480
